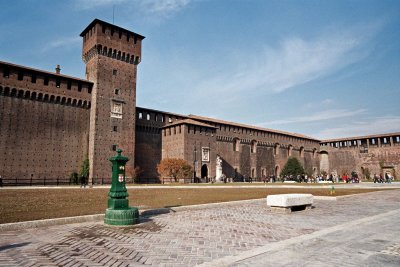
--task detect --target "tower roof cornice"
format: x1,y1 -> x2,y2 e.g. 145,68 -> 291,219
80,18 -> 145,40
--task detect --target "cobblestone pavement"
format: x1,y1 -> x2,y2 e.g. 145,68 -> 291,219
0,190 -> 399,266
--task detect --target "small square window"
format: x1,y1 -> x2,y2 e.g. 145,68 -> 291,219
114,89 -> 120,95
112,145 -> 117,151
44,76 -> 49,86
31,74 -> 37,83
113,69 -> 118,75
113,126 -> 118,132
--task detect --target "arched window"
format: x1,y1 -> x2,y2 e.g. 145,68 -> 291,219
251,168 -> 256,178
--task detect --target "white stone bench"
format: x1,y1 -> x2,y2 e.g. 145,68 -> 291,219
266,194 -> 313,213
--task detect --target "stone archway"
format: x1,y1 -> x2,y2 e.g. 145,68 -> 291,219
320,151 -> 329,173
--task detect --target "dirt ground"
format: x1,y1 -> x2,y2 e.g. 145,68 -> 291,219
0,187 -> 392,224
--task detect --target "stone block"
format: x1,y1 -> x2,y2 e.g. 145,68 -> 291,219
266,193 -> 313,208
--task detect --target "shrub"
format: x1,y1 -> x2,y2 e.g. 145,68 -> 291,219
79,157 -> 89,181
280,157 -> 305,177
69,172 -> 78,184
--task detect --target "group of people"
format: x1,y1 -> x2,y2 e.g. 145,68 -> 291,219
208,171 -> 394,184
373,173 -> 393,183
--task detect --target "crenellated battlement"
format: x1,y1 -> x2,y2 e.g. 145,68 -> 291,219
80,19 -> 144,65
0,61 -> 92,103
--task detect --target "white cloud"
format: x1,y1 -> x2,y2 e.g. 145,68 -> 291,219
73,0 -> 127,10
41,37 -> 81,52
74,0 -> 191,17
321,98 -> 334,105
257,109 -> 367,126
304,98 -> 334,109
138,0 -> 190,17
315,116 -> 400,140
191,28 -> 373,99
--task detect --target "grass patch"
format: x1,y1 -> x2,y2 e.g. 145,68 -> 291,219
0,187 -> 394,224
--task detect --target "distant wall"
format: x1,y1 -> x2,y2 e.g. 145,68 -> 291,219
320,134 -> 400,179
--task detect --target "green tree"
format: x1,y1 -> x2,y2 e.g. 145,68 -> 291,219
280,157 -> 305,177
79,157 -> 89,179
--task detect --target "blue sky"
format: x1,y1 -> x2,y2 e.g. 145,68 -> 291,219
1,0 -> 399,140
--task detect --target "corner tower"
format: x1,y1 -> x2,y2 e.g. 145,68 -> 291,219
80,19 -> 145,183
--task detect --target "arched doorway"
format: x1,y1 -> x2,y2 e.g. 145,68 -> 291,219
201,164 -> 208,183
320,151 -> 329,173
275,165 -> 280,178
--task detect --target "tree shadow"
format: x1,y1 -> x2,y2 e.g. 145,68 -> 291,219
139,207 -> 178,223
0,242 -> 31,252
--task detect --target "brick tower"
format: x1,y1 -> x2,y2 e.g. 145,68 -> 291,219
80,19 -> 145,183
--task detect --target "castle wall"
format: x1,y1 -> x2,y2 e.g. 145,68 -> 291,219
0,63 -> 90,180
134,107 -> 188,181
182,124 -> 217,180
192,117 -> 320,180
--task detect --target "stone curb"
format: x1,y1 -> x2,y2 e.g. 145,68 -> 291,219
0,214 -> 105,232
314,195 -> 337,200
